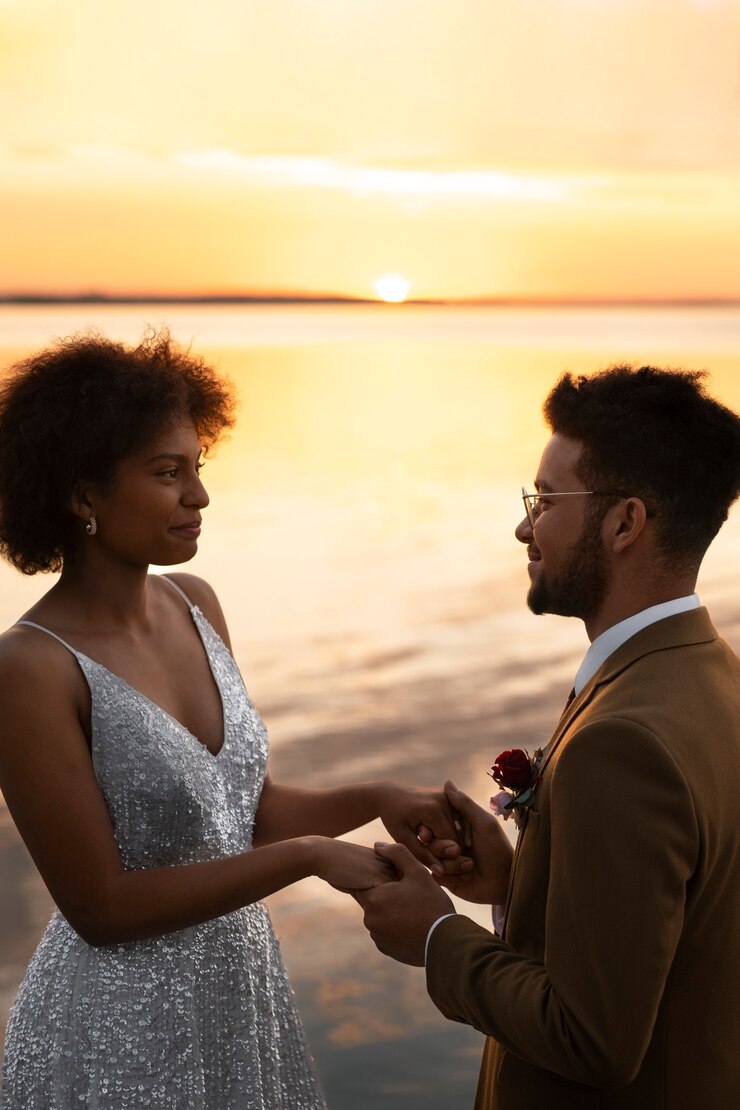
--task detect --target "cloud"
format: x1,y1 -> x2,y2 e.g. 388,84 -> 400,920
171,151 -> 572,201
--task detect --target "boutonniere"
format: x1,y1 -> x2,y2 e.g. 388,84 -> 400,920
488,747 -> 544,829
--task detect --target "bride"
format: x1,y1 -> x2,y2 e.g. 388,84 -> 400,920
0,331 -> 464,1109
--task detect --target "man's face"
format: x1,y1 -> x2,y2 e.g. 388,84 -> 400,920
515,435 -> 612,622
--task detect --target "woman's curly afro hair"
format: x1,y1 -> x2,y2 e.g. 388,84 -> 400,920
0,329 -> 236,574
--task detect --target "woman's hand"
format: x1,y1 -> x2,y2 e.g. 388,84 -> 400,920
375,782 -> 471,871
308,836 -> 397,891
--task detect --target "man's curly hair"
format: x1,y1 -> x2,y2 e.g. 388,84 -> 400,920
543,365 -> 740,567
0,329 -> 236,574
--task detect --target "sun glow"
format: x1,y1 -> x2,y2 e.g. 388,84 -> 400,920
373,273 -> 410,303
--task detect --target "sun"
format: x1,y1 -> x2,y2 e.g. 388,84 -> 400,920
372,273 -> 411,303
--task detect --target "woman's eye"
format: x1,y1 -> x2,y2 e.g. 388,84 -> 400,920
157,462 -> 204,478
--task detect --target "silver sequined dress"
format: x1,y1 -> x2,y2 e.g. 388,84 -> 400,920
1,579 -> 327,1109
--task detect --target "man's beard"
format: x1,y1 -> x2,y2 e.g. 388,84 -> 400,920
527,521 -> 611,622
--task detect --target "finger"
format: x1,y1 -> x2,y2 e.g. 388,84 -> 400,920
393,827 -> 442,869
415,797 -> 466,848
438,856 -> 475,875
423,837 -> 462,860
438,796 -> 467,847
374,840 -> 428,878
444,781 -> 487,827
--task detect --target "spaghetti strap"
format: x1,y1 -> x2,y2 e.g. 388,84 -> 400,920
159,574 -> 196,610
15,620 -> 81,657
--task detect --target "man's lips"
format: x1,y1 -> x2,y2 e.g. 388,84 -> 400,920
527,547 -> 542,573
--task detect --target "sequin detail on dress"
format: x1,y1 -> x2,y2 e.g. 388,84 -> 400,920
1,588 -> 327,1110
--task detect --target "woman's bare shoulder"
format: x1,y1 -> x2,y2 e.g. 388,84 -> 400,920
0,623 -> 84,710
160,572 -> 232,648
0,621 -> 64,672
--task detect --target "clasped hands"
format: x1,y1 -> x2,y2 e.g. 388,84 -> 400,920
350,780 -> 514,967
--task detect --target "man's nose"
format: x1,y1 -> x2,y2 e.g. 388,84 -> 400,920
515,515 -> 532,545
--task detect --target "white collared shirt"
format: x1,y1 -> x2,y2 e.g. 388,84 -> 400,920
574,594 -> 700,695
424,593 -> 702,962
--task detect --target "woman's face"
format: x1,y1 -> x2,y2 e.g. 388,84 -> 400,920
88,420 -> 210,567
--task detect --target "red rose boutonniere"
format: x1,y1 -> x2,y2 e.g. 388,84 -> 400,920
488,747 -> 544,829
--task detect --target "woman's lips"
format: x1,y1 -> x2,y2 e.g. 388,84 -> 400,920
171,523 -> 201,538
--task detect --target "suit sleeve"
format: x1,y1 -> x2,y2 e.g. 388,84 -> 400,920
425,718 -> 699,1087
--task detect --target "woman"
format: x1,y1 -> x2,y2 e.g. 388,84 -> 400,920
0,332 -> 463,1109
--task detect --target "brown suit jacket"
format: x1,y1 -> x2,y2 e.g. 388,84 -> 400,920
426,608 -> 740,1109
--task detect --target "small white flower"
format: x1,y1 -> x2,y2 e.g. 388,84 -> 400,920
489,791 -> 514,819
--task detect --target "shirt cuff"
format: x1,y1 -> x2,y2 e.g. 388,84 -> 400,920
424,913 -> 457,966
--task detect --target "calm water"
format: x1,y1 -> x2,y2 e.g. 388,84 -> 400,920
1,304 -> 739,1108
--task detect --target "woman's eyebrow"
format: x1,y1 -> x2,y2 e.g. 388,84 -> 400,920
146,452 -> 202,463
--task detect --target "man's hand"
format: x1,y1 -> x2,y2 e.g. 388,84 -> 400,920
356,842 -> 455,966
418,781 -> 514,904
375,782 -> 471,872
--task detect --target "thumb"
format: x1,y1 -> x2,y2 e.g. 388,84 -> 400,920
444,780 -> 485,824
374,841 -> 425,878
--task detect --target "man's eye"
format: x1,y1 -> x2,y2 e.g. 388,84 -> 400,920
159,468 -> 178,479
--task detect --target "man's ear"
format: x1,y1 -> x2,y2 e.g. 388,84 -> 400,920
610,497 -> 649,554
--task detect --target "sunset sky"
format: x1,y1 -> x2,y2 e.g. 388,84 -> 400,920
2,0 -> 739,300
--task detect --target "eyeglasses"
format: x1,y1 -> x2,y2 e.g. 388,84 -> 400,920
521,487 -> 626,530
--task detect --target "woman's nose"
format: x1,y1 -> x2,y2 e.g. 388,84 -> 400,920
185,473 -> 210,509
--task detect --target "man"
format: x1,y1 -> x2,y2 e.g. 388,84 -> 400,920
359,366 -> 740,1109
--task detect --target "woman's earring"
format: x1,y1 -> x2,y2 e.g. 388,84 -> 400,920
85,515 -> 98,536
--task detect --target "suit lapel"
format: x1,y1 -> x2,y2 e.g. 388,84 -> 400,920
537,684 -> 594,776
539,608 -> 716,778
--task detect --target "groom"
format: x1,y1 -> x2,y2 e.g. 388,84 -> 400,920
359,366 -> 740,1109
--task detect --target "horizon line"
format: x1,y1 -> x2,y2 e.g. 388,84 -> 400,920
2,293 -> 740,308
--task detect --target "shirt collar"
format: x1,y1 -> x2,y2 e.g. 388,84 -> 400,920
574,594 -> 701,696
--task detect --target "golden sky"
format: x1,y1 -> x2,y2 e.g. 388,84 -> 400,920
1,0 -> 739,299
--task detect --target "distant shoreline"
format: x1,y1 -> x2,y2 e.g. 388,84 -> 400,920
2,295 -> 740,308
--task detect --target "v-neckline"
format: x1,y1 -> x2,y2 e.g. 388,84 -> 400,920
20,606 -> 228,759
80,606 -> 228,760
